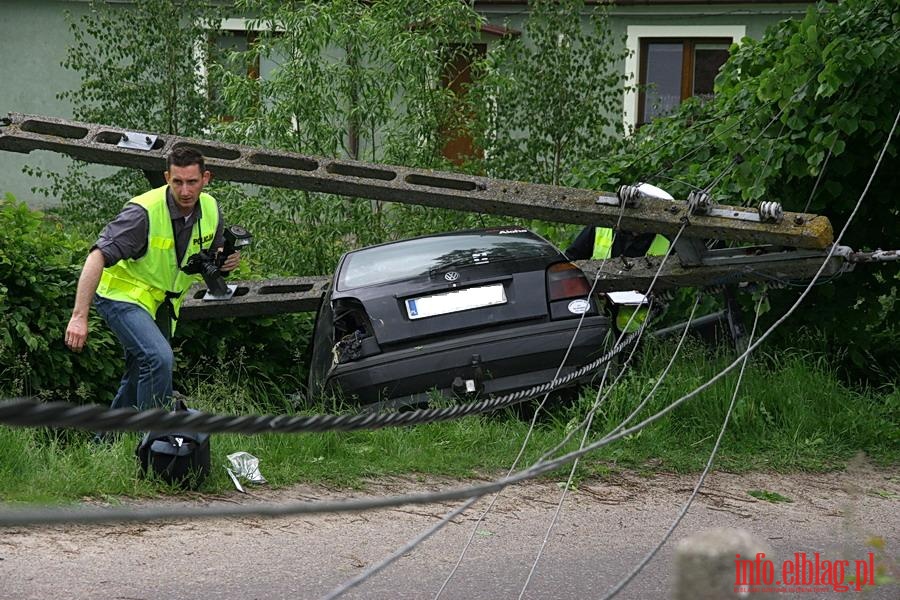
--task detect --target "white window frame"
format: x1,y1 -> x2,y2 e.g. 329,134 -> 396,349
623,25 -> 746,132
195,18 -> 272,93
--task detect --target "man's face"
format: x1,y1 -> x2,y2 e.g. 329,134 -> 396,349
165,164 -> 211,214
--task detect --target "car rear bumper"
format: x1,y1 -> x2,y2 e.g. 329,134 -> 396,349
325,315 -> 610,407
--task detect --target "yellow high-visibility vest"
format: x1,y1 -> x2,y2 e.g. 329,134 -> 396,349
592,227 -> 669,332
96,186 -> 218,334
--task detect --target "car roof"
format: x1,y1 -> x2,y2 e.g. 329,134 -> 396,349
341,226 -> 546,256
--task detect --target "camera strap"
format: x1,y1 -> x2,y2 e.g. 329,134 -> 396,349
155,290 -> 183,342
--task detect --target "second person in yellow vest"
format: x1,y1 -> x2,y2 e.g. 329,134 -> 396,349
564,183 -> 674,333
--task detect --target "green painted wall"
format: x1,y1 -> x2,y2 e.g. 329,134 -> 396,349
0,1 -> 119,207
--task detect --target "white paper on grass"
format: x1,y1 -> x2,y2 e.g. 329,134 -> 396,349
226,451 -> 267,485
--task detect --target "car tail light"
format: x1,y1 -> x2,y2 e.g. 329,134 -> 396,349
547,262 -> 591,301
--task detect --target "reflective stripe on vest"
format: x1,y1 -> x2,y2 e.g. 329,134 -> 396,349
592,228 -> 670,260
592,227 -> 615,260
97,186 -> 219,328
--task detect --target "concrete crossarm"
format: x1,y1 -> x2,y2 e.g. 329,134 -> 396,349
179,248 -> 849,320
0,113 -> 833,249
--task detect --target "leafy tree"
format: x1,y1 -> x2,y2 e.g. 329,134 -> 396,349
216,0 -> 480,164
0,194 -> 120,401
469,0 -> 629,187
211,0 -> 490,277
575,0 -> 900,378
28,0 -> 222,233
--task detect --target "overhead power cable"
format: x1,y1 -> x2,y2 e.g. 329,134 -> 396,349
430,188 -> 642,600
338,101 -> 895,592
433,220 -> 689,598
0,329 -> 639,436
518,224 -> 691,597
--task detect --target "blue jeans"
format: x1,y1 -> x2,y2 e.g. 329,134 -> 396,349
94,295 -> 173,411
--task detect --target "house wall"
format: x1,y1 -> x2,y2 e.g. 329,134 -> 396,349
0,1 -> 103,207
477,2 -> 812,132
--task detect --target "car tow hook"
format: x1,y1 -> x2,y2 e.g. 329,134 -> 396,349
452,354 -> 485,396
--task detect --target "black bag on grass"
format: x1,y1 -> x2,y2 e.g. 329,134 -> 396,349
136,399 -> 210,490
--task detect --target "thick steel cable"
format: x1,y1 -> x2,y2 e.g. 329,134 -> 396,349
645,98 -> 776,182
651,70 -> 820,187
287,37 -> 880,597
518,230 -> 691,598
436,216 -> 680,600
287,300 -> 670,600
321,497 -> 479,600
700,101 -> 790,194
535,292 -> 701,470
0,332 -> 638,436
472,100 -> 894,594
326,194 -> 641,600
599,293 -> 764,600
517,378 -> 600,599
411,190 -> 636,600
749,121 -> 787,196
1,112 -> 893,533
3,198 -> 642,439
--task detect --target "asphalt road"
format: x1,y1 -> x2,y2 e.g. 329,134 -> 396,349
2,467 -> 897,600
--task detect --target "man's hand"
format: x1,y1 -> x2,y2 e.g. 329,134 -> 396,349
220,250 -> 241,273
66,315 -> 89,352
66,249 -> 105,353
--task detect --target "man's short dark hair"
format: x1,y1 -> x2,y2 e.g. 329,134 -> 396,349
167,146 -> 206,173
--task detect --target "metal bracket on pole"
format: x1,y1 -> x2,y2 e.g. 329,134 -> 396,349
117,132 -> 158,151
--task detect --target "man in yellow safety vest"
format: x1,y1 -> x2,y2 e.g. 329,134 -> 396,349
64,147 -> 242,414
565,183 -> 673,333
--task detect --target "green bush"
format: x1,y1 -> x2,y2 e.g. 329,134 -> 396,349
0,194 -> 120,401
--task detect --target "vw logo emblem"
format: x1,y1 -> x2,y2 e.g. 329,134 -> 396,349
444,271 -> 460,282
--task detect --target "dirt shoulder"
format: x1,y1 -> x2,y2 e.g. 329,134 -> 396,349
2,464 -> 898,599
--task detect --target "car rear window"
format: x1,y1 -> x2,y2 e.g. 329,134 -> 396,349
337,230 -> 560,291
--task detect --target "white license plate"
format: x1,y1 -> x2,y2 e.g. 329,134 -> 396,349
406,284 -> 507,320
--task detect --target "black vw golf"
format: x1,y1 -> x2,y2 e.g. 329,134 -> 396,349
308,228 -> 610,409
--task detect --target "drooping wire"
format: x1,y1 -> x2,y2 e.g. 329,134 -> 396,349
537,292 -> 702,468
433,223 -> 688,599
1,116 -> 892,594
517,233 -> 694,598
803,133 -> 838,213
3,106 -> 889,533
328,290 -> 677,599
598,292 -> 764,600
433,224 -> 689,599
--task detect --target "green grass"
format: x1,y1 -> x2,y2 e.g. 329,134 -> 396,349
571,338 -> 899,473
748,489 -> 793,503
0,338 -> 896,504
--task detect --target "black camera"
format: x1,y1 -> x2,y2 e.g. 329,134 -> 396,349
182,225 -> 252,299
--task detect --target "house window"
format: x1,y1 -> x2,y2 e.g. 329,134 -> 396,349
208,29 -> 260,121
441,43 -> 487,165
638,38 -> 730,125
623,25 -> 745,131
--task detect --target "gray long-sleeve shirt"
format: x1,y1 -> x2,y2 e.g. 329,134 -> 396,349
93,187 -> 224,268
